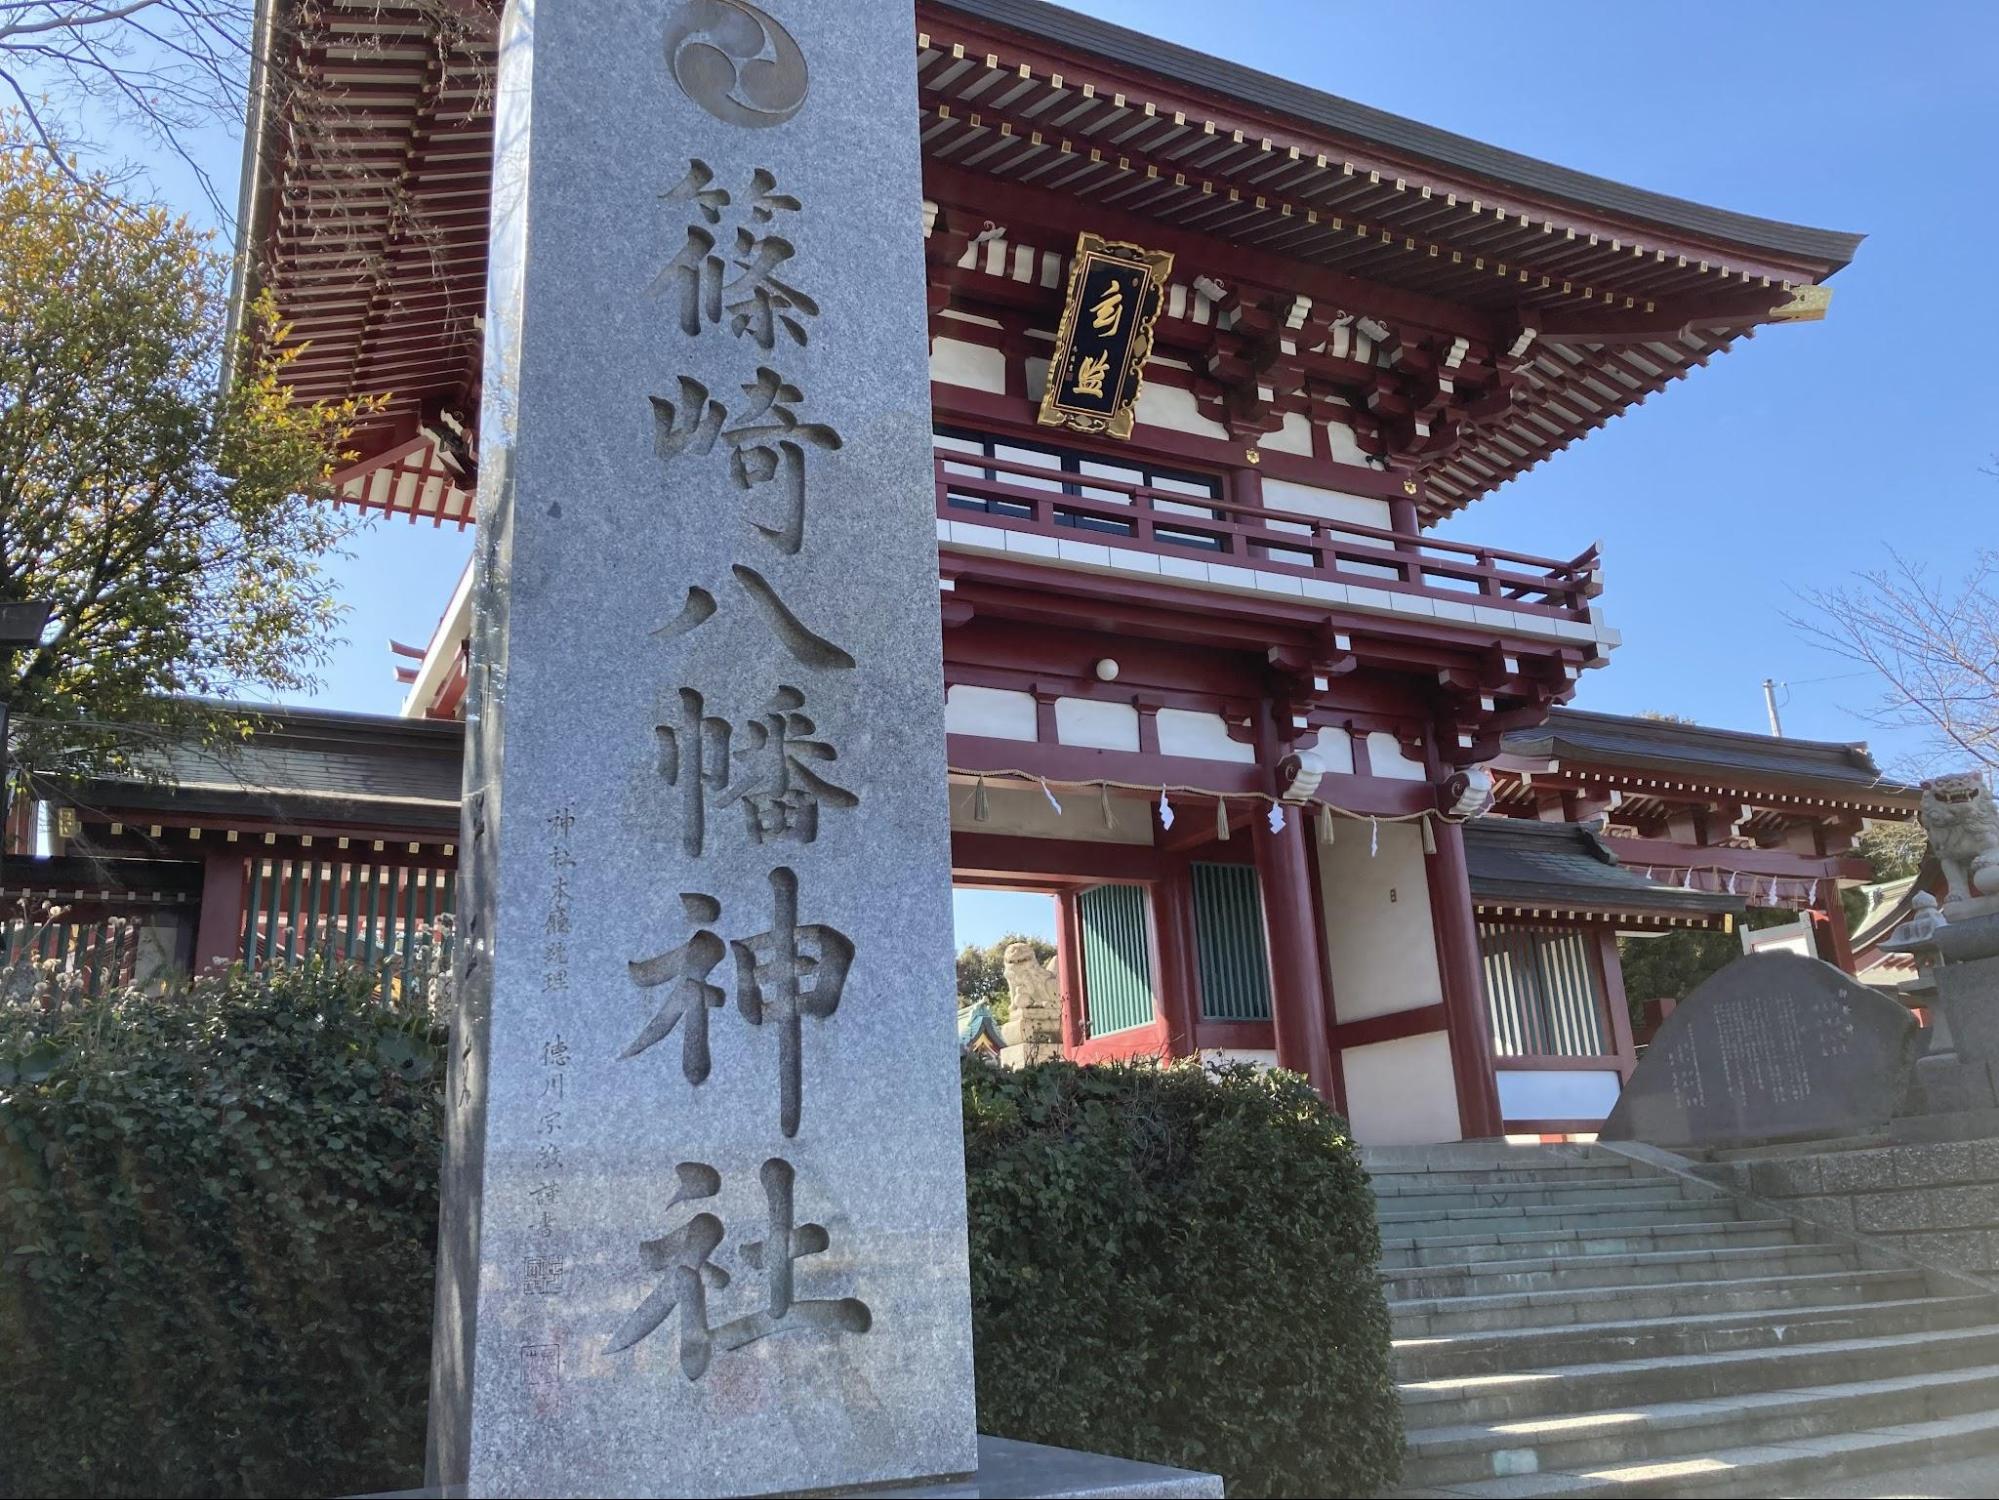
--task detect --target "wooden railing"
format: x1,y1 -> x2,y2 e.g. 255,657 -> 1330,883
936,449 -> 1600,621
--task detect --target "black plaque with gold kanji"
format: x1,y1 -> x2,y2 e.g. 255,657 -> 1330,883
1036,232 -> 1174,441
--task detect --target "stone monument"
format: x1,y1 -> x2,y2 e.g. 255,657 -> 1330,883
1602,952 -> 1920,1149
427,2 -> 1216,1496
998,943 -> 1063,1068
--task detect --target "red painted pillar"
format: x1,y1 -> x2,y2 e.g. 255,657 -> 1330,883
1425,818 -> 1504,1139
1252,811 -> 1337,1100
1816,879 -> 1857,975
1595,927 -> 1638,1080
1054,888 -> 1086,1055
1152,862 -> 1202,1057
192,852 -> 249,975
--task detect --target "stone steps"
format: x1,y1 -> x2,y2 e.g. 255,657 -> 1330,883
1379,1195 -> 1734,1238
1375,1184 -> 1703,1224
1375,1168 -> 1639,1192
1382,1244 -> 1856,1301
1390,1267 -> 1934,1336
1368,1142 -> 1999,1498
1400,1324 -> 1999,1426
1392,1294 -> 1997,1380
1398,1364 -> 1999,1491
1379,1218 -> 1788,1270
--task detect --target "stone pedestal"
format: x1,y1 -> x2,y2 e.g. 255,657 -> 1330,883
1936,953 -> 1999,1065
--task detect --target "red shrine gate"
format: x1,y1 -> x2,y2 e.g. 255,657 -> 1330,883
86,0 -> 1868,1144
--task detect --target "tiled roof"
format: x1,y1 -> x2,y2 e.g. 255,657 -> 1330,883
1465,816 -> 1742,921
1500,708 -> 1920,803
77,704 -> 464,833
941,1 -> 1859,269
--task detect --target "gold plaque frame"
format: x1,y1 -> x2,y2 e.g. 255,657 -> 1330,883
1035,231 -> 1175,441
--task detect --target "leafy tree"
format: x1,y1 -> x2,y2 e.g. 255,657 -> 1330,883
0,146 -> 375,797
1856,818 -> 1927,883
1618,907 -> 1796,1015
955,931 -> 1057,1023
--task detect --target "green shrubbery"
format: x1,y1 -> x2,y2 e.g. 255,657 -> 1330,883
2,972 -> 1398,1499
0,965 -> 443,1498
964,1058 -> 1402,1498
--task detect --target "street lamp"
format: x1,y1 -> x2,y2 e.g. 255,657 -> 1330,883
0,600 -> 55,871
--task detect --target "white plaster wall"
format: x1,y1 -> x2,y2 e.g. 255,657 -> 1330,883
1317,819 -> 1443,1023
1343,1032 -> 1463,1145
1323,419 -> 1368,466
947,783 -> 1156,844
1312,727 -> 1356,776
1133,381 -> 1230,441
1259,411 -> 1316,457
1365,731 -> 1429,782
1054,697 -> 1141,752
930,336 -> 1006,394
946,685 -> 1037,742
1155,708 -> 1256,764
1496,1069 -> 1623,1123
1261,475 -> 1392,531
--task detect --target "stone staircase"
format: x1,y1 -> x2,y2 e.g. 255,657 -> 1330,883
1368,1142 -> 1999,1498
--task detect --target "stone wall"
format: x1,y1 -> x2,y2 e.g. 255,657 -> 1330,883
1696,1138 -> 1999,1274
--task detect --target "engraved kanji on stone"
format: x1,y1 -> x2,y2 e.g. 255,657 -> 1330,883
663,159 -> 730,225
605,1158 -> 870,1379
723,226 -> 818,350
655,687 -> 735,857
722,367 -> 841,555
650,376 -> 727,462
732,866 -> 853,1138
647,369 -> 842,556
624,894 -> 727,1084
655,161 -> 814,348
658,684 -> 856,853
619,869 -> 852,1136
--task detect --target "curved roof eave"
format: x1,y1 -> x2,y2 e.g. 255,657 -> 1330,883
939,0 -> 1861,274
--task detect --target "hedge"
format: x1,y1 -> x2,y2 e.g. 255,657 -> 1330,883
964,1057 -> 1402,1498
0,965 -> 443,1499
2,972 -> 1399,1498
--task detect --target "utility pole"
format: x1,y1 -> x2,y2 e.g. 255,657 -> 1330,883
1762,677 -> 1785,737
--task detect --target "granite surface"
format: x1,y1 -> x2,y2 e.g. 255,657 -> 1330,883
875,1437 -> 1222,1497
426,1 -> 975,1494
1937,954 -> 1999,1065
375,1436 -> 1221,1499
1602,952 -> 1920,1149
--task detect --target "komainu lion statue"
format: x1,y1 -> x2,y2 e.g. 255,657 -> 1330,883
1920,772 -> 1999,905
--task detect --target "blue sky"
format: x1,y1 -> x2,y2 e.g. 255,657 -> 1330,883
108,3 -> 1997,946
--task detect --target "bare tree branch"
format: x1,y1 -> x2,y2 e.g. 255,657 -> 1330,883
1790,548 -> 1999,775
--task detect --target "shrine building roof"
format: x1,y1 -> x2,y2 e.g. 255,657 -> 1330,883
230,0 -> 1858,527
1463,815 -> 1743,929
69,704 -> 465,836
1496,709 -> 1921,811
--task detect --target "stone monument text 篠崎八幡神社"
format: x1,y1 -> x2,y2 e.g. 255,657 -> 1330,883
427,0 -> 974,1493
424,2 -> 1218,1496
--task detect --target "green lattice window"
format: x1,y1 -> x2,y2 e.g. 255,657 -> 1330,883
1192,862 -> 1273,1022
1078,882 -> 1155,1035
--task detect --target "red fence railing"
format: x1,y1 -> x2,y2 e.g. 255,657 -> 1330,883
936,449 -> 1600,621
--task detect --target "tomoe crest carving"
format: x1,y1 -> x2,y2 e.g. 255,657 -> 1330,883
664,0 -> 809,128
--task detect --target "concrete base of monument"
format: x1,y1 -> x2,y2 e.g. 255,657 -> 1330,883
869,1436 -> 1222,1497
369,1438 -> 1222,1499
